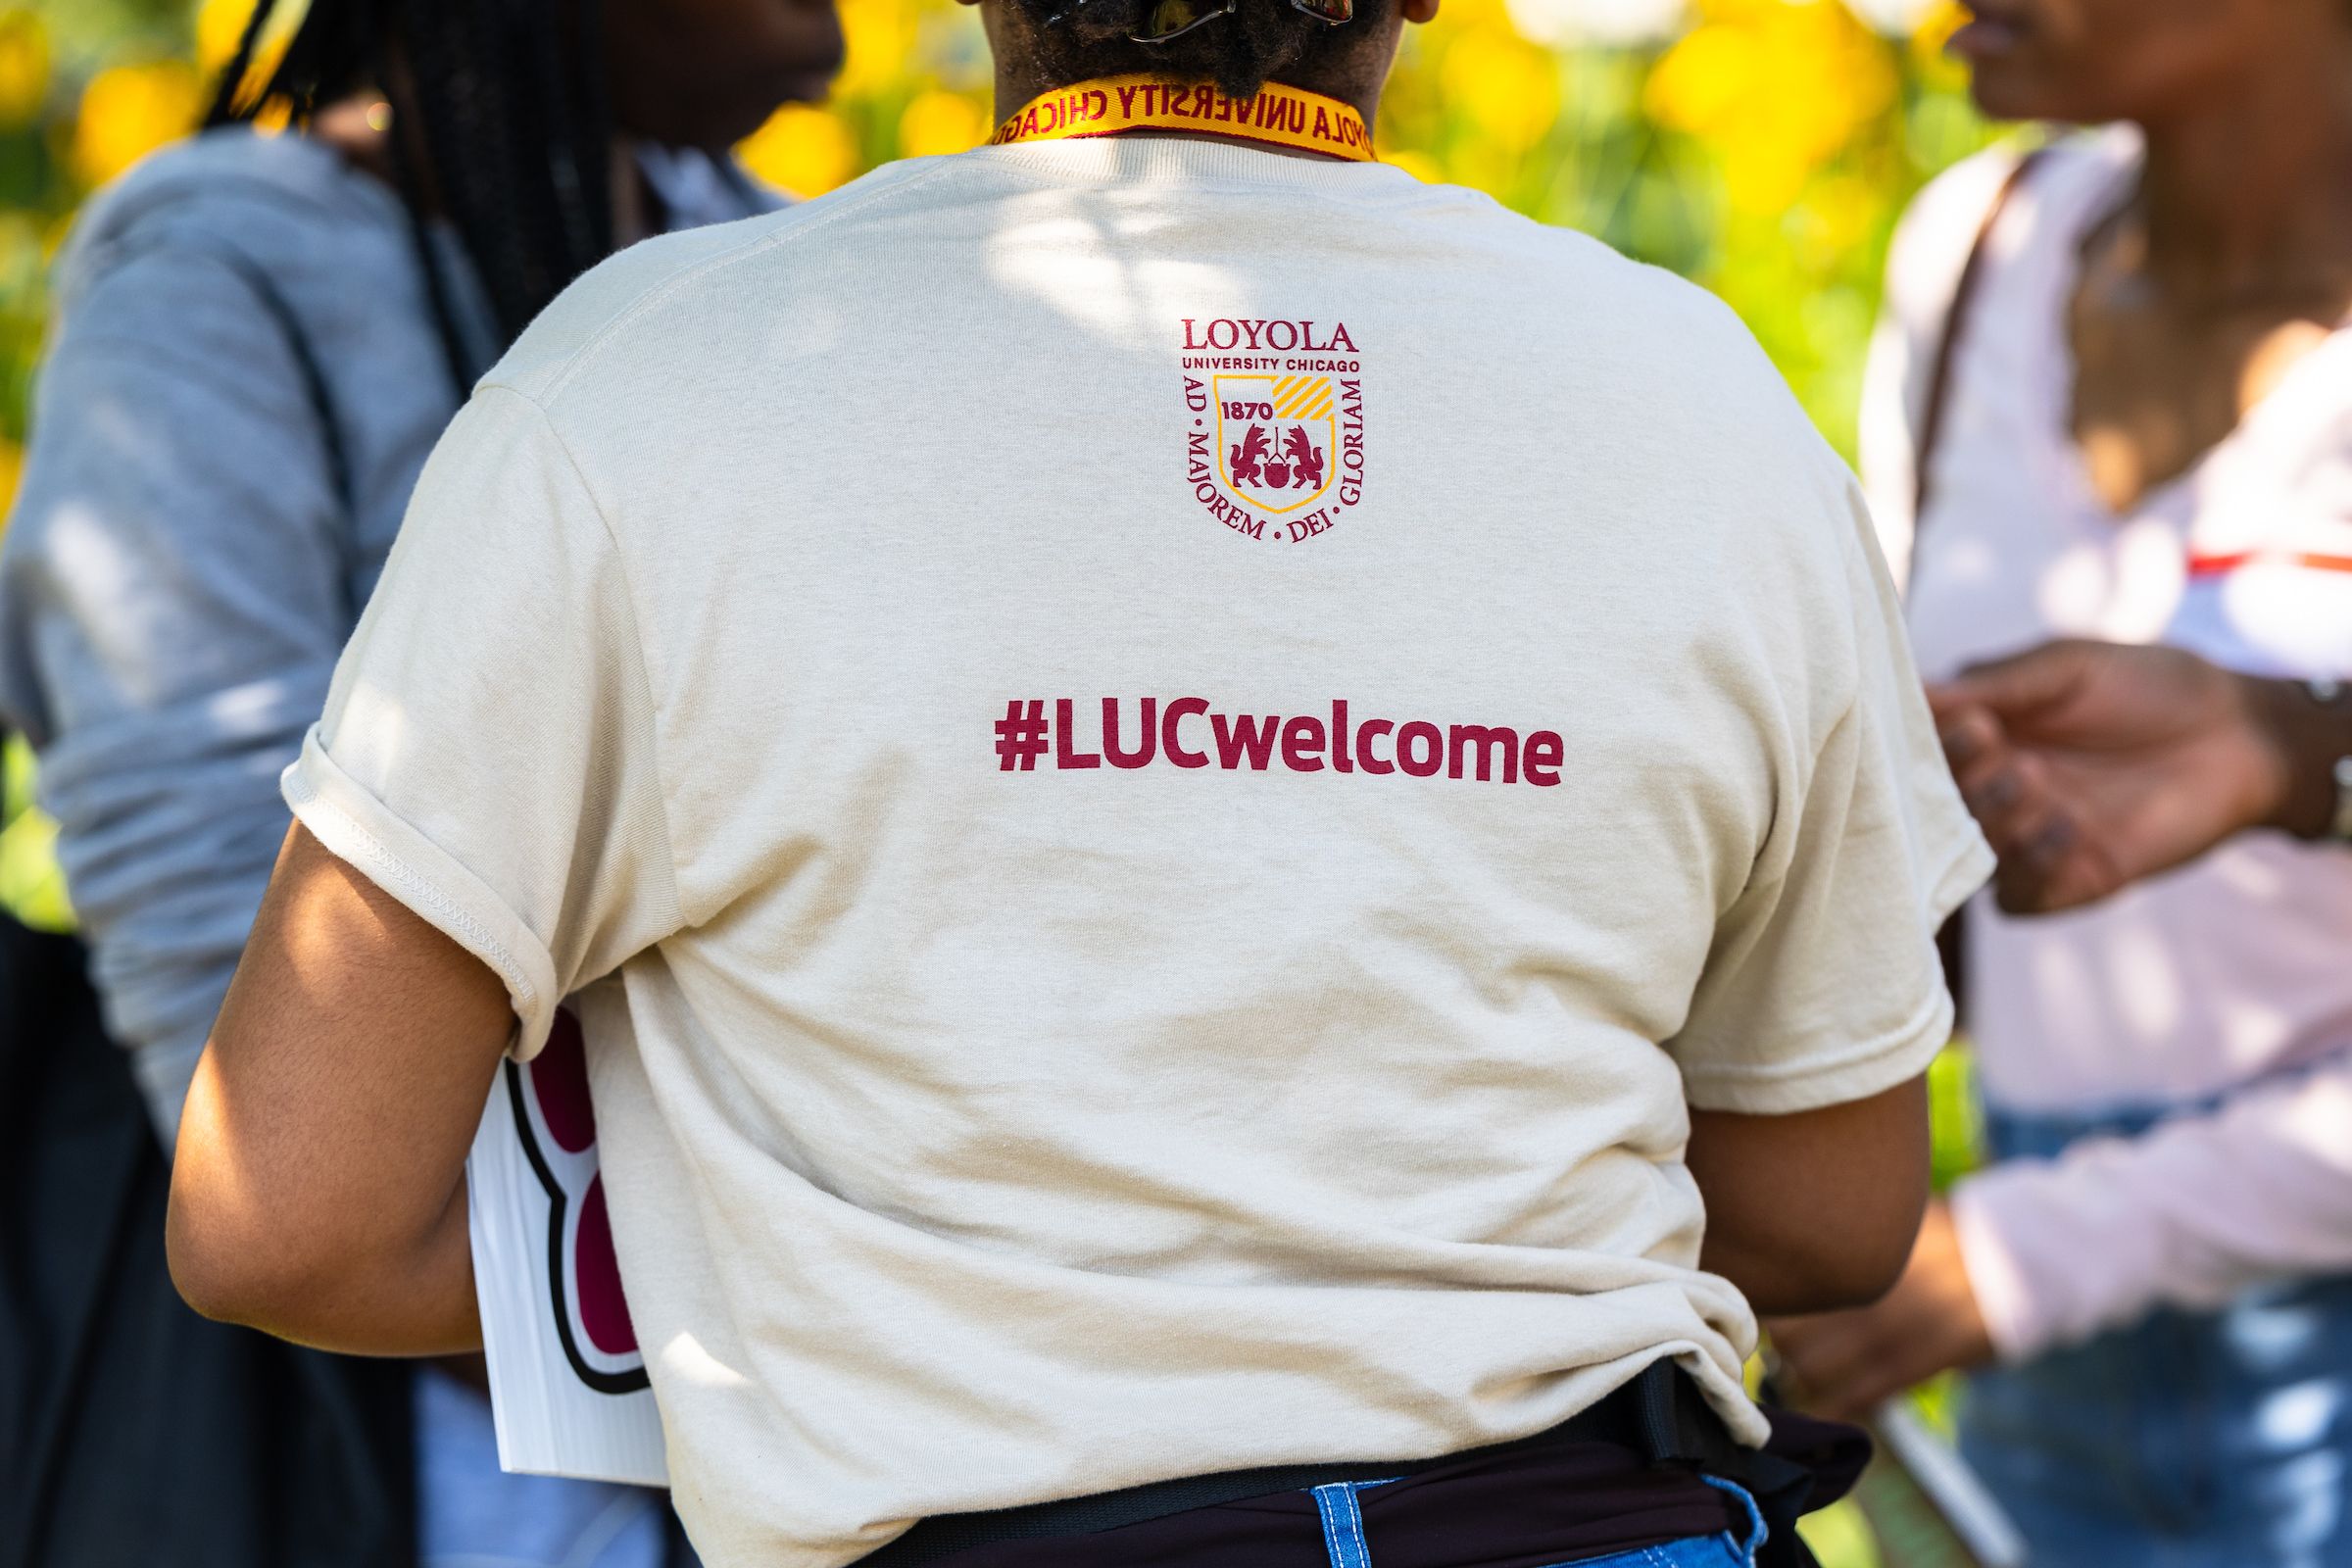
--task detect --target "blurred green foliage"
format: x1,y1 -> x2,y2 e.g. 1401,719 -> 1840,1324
1,728 -> 70,929
1930,1039 -> 1988,1194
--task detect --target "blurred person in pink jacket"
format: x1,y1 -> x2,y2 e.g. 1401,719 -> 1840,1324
1773,1 -> 2352,1564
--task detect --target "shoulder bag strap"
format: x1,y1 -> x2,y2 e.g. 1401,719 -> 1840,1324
191,242 -> 354,517
1912,146 -> 2046,1026
163,239 -> 364,625
84,185 -> 357,521
1912,146 -> 2049,522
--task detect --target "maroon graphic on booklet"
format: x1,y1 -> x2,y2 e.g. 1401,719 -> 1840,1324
505,1008 -> 648,1394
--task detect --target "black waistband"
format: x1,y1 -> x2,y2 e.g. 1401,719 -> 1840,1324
853,1359 -> 1734,1568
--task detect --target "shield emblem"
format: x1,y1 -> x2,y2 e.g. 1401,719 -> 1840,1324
1213,373 -> 1339,516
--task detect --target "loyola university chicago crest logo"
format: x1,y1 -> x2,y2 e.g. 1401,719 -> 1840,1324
1181,316 -> 1364,545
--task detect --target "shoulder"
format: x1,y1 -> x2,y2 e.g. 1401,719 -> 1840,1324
1413,190 -> 1864,569
1884,129 -> 2133,325
486,147 -> 1794,468
66,126 -> 399,258
483,156 -> 955,404
1503,210 -> 1838,473
54,127 -> 409,321
1299,169 -> 1809,432
1418,178 -> 1792,365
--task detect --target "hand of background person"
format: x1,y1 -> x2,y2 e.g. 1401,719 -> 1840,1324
1763,1199 -> 1993,1422
1926,640 -> 2297,913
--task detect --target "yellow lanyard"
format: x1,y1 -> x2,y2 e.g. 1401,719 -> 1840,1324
986,74 -> 1375,162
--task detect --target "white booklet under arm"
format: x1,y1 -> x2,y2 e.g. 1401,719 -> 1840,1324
466,1006 -> 669,1486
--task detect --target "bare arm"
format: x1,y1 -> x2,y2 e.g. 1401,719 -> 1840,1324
167,822 -> 514,1354
1685,1075 -> 1931,1317
1763,1198 -> 1988,1420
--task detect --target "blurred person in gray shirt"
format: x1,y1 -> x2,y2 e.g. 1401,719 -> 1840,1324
0,1 -> 839,1563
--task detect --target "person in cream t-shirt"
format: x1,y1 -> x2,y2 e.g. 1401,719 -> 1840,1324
166,0 -> 1991,1562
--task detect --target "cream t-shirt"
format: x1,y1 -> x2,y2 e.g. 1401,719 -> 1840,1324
286,137 -> 1988,1566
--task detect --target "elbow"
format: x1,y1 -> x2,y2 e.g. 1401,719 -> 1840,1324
167,1186 -> 406,1346
164,1041 -> 478,1355
167,1136 -> 476,1355
1742,1231 -> 1916,1317
1713,1184 -> 1930,1316
1698,1181 -> 1930,1317
1829,1248 -> 1913,1313
165,1132 -> 374,1342
163,1034 -> 380,1341
166,1237 -> 265,1329
165,1172 -> 312,1332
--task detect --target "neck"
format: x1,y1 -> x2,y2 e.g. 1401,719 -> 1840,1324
979,2 -> 1396,155
2132,35 -> 2352,303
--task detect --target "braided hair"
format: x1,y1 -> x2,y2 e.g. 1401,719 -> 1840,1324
207,0 -> 616,392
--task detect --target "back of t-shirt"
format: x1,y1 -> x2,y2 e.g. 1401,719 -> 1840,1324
287,138 -> 1987,1566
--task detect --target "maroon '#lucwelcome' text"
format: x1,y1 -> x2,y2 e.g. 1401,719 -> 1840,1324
996,699 -> 1562,785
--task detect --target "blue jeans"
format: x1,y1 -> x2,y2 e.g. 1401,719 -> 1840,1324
1307,1473 -> 1766,1568
1960,1107 -> 2352,1567
416,1366 -> 676,1568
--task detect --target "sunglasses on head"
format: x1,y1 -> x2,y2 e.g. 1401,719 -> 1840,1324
1129,0 -> 1352,43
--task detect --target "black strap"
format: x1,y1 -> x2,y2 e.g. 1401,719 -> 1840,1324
194,242 -> 354,515
857,1360 -> 1772,1568
81,178 -> 358,522
79,184 -> 362,625
1913,146 -> 2048,524
1631,1361 -> 1837,1568
1909,147 -> 2050,1034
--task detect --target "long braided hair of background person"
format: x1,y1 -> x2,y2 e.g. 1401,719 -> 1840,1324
205,0 -> 617,396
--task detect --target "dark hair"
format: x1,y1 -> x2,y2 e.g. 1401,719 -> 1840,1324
1020,0 -> 1387,104
207,0 -> 616,391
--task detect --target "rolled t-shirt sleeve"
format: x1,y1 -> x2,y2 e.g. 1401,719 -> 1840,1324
1667,479 -> 1992,1114
283,385 -> 681,1058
